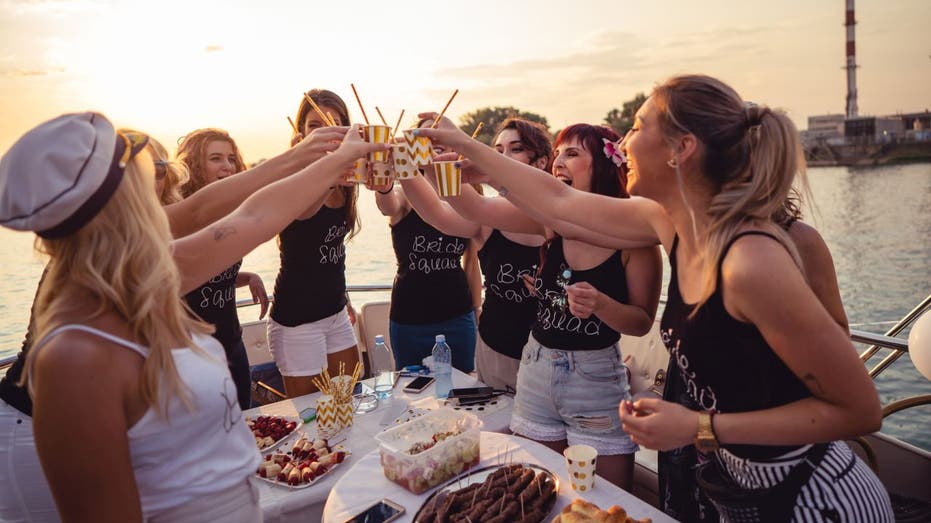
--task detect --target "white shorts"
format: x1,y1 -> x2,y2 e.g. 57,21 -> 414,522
267,307 -> 357,377
0,400 -> 60,523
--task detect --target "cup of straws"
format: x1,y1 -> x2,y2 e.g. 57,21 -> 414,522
312,362 -> 362,438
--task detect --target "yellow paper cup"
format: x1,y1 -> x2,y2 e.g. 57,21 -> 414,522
371,161 -> 393,187
347,158 -> 368,184
364,125 -> 392,162
402,129 -> 434,167
434,160 -> 462,197
564,444 -> 598,492
391,143 -> 418,179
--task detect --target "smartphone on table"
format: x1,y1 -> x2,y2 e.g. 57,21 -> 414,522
447,386 -> 494,401
341,498 -> 405,523
402,376 -> 435,394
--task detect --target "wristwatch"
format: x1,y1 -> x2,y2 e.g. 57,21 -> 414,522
694,411 -> 719,453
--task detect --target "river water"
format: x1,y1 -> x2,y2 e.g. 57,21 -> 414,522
0,164 -> 928,449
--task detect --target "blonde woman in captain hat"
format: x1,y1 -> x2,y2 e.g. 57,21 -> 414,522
0,112 -> 384,522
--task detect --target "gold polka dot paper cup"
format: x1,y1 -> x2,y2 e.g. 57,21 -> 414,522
391,143 -> 418,179
363,125 -> 392,162
402,129 -> 434,167
564,444 -> 598,492
346,158 -> 368,184
371,161 -> 393,187
433,160 -> 462,197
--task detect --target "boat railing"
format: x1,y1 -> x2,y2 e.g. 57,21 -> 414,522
2,289 -> 929,387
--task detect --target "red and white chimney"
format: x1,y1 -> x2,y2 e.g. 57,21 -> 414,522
845,0 -> 858,118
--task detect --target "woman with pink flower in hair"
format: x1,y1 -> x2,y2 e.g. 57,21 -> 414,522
425,123 -> 662,490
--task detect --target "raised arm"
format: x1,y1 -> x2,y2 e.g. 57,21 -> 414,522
172,126 -> 384,294
164,126 -> 348,237
416,115 -> 671,250
444,182 -> 544,236
398,174 -> 481,239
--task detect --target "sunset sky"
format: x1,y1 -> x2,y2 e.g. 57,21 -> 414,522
1,0 -> 928,161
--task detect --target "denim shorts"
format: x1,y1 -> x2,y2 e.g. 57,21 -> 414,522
509,335 -> 638,456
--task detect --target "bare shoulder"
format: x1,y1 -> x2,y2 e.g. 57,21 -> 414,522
33,322 -> 143,392
720,232 -> 806,314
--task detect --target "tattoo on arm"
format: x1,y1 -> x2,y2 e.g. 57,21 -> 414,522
210,225 -> 236,241
802,373 -> 825,396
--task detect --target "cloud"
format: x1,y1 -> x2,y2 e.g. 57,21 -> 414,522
1,66 -> 64,77
204,44 -> 224,54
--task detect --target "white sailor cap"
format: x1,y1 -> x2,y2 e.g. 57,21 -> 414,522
0,112 -> 148,238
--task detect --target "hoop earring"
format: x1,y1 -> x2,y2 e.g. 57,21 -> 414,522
667,158 -> 678,168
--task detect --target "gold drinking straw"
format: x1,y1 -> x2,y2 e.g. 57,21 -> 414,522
303,93 -> 333,127
375,106 -> 390,127
326,111 -> 337,126
287,116 -> 299,133
431,89 -> 459,128
457,122 -> 484,160
350,84 -> 370,125
391,109 -> 406,139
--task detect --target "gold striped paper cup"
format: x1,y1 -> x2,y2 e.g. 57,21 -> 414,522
434,160 -> 462,197
364,125 -> 392,162
346,158 -> 368,184
391,143 -> 418,179
402,129 -> 434,167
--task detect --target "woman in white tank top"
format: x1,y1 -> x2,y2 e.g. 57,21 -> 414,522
0,113 -> 385,521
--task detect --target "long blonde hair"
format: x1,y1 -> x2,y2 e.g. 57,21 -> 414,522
651,74 -> 808,313
28,152 -> 213,416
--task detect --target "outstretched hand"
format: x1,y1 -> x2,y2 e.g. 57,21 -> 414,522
291,126 -> 348,166
413,112 -> 471,153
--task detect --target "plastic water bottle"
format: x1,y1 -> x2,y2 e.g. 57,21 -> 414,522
373,335 -> 395,399
432,334 -> 453,399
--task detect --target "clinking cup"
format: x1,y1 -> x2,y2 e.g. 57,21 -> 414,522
371,160 -> 393,187
433,160 -> 462,197
347,158 -> 368,184
403,129 -> 434,167
391,143 -> 418,180
364,125 -> 392,162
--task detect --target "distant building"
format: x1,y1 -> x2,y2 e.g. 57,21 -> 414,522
844,116 -> 905,144
800,114 -> 845,147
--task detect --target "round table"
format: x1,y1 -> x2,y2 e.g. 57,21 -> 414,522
322,431 -> 674,523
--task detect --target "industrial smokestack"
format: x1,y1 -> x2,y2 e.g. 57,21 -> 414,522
845,0 -> 858,118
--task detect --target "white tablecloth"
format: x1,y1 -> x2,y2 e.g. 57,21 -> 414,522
322,431 -> 675,523
247,370 -> 512,523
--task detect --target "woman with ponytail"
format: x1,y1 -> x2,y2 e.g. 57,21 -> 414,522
417,74 -> 892,521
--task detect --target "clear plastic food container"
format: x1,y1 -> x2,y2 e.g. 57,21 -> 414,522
374,408 -> 482,494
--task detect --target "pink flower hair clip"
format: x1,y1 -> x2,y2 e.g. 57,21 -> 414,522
602,138 -> 627,167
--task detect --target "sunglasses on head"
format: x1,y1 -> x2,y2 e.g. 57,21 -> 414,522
153,160 -> 168,181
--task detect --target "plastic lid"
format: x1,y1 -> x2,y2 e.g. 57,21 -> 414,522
435,334 -> 446,343
374,334 -> 385,344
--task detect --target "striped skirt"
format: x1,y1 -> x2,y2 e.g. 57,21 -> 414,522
717,441 -> 893,522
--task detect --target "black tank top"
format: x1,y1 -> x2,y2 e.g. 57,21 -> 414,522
661,232 -> 810,458
477,230 -> 540,358
184,260 -> 243,357
270,206 -> 348,326
389,210 -> 472,324
531,237 -> 628,350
